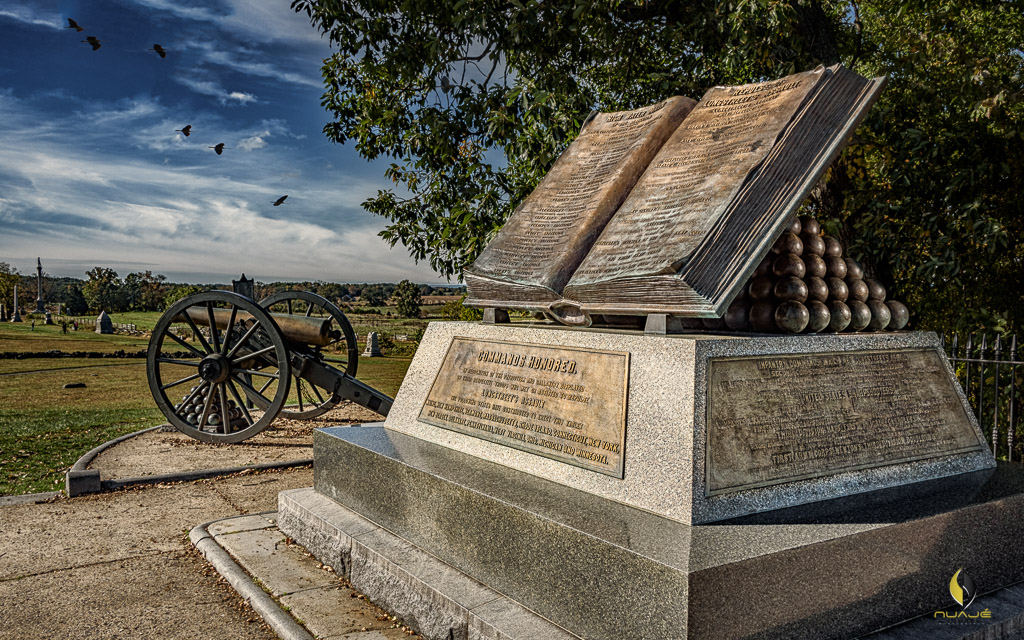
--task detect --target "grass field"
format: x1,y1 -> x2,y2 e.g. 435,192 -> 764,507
0,314 -> 415,496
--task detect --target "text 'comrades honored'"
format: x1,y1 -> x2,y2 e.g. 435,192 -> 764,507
418,338 -> 629,477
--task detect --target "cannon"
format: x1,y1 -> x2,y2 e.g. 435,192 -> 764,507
146,290 -> 393,443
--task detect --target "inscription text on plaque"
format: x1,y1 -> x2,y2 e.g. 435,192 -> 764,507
418,338 -> 629,477
707,348 -> 984,495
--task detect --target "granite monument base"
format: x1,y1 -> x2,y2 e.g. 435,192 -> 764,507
280,426 -> 1024,640
372,323 -> 994,524
279,323 -> 1008,638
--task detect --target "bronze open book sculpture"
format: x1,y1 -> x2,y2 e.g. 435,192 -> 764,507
464,65 -> 887,327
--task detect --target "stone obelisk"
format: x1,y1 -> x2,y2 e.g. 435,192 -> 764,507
34,258 -> 45,313
10,284 -> 21,322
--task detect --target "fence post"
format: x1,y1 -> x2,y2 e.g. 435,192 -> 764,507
993,335 -> 1002,456
1011,336 -> 1019,462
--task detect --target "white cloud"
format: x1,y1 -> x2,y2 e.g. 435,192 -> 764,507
174,74 -> 259,105
0,4 -> 62,30
238,134 -> 267,151
79,97 -> 163,123
227,91 -> 257,104
0,94 -> 443,283
125,0 -> 330,47
202,48 -> 322,88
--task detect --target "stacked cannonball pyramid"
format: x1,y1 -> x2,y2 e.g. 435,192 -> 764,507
174,385 -> 246,433
723,215 -> 910,334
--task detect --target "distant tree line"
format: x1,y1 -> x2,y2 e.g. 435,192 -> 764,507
0,263 -> 463,317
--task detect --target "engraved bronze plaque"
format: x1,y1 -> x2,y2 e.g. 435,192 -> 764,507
418,338 -> 629,477
706,348 -> 984,495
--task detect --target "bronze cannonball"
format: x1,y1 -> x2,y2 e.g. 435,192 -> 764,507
867,300 -> 891,331
823,236 -> 843,257
774,276 -> 809,303
801,233 -> 826,256
826,277 -> 849,301
824,255 -> 848,279
775,300 -> 809,334
827,300 -> 851,332
773,253 -> 806,278
847,300 -> 871,331
886,300 -> 910,330
786,217 -> 802,235
846,277 -> 869,302
798,215 -> 820,236
724,299 -> 750,330
804,254 -> 827,279
866,278 -> 887,301
772,232 -> 804,256
805,300 -> 831,333
749,302 -> 777,332
806,276 -> 829,302
748,276 -> 775,301
844,258 -> 864,280
752,255 -> 773,278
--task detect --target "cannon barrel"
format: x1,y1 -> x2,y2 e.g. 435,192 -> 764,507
176,308 -> 341,347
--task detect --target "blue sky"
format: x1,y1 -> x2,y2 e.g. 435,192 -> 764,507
0,0 -> 447,284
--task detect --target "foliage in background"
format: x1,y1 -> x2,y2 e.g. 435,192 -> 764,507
294,0 -> 1023,334
0,261 -> 19,313
63,282 -> 88,315
163,284 -> 203,310
836,3 -> 1024,335
441,295 -> 484,322
394,279 -> 422,318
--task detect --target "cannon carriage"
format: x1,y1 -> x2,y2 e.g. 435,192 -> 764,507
146,290 -> 392,443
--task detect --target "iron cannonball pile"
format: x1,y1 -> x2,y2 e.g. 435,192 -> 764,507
723,215 -> 910,334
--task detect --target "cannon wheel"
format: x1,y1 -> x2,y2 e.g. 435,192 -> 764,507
259,290 -> 358,419
147,291 -> 292,443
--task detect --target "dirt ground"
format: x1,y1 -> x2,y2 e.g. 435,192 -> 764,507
0,402 -> 387,640
92,403 -> 384,479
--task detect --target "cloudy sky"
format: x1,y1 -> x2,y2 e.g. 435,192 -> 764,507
0,0 -> 447,284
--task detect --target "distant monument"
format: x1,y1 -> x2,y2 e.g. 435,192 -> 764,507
0,303 -> 6,322
44,310 -> 53,325
33,258 -> 45,313
95,310 -> 113,334
232,273 -> 255,300
10,285 -> 21,322
362,332 -> 382,357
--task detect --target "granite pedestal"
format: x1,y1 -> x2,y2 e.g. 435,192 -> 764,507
280,429 -> 1024,640
279,322 -> 1015,639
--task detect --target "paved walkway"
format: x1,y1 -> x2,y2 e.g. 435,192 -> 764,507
1,466 -> 307,639
0,409 -> 419,640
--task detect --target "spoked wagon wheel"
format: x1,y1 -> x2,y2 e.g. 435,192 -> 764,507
260,290 -> 359,419
147,291 -> 291,443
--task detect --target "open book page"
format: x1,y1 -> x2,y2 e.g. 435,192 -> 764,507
463,96 -> 696,304
563,68 -> 826,294
682,66 -> 887,308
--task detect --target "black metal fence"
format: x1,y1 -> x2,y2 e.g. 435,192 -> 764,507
942,333 -> 1022,461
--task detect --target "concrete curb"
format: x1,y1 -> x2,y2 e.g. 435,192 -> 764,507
0,491 -> 62,507
189,516 -> 314,640
65,424 -> 313,497
70,425 -> 164,473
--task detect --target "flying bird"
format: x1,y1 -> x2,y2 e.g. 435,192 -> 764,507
209,143 -> 226,155
175,125 -> 192,137
66,18 -> 84,32
272,195 -> 288,206
149,44 -> 167,58
82,36 -> 101,51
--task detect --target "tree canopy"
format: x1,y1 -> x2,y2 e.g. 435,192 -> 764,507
294,0 -> 1023,333
394,279 -> 422,318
